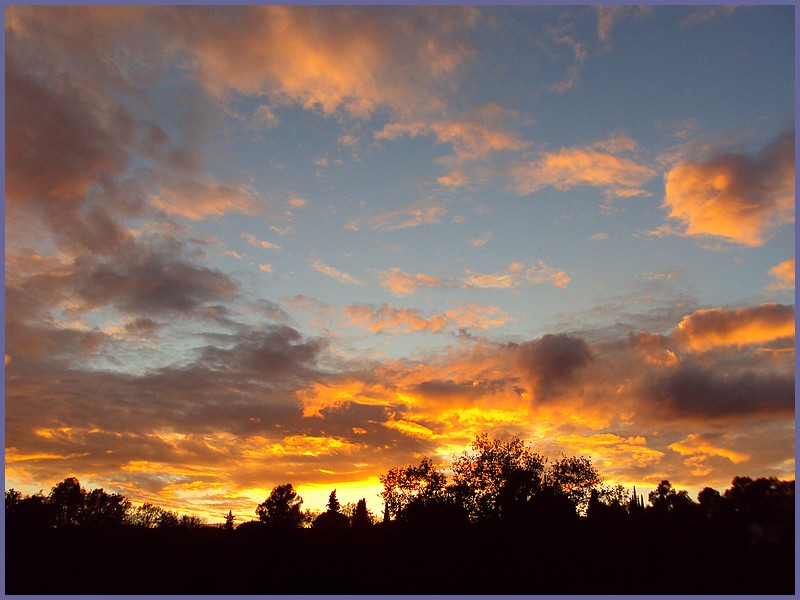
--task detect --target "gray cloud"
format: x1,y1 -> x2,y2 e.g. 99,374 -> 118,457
639,362 -> 795,419
197,326 -> 327,381
17,238 -> 238,318
515,334 -> 594,400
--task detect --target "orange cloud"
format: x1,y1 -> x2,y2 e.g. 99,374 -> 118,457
443,305 -> 511,330
376,103 -> 530,164
150,179 -> 261,221
345,199 -> 447,232
343,303 -> 510,334
384,418 -> 438,440
668,433 -> 750,464
297,379 -> 396,418
464,261 -> 570,290
556,433 -> 666,472
379,268 -> 444,296
463,263 -> 521,289
661,131 -> 794,246
379,261 -> 570,296
176,6 -> 480,119
255,435 -> 365,458
344,304 -> 447,334
524,260 -> 571,288
766,258 -> 795,292
513,134 -> 656,197
438,170 -> 469,188
672,304 -> 795,351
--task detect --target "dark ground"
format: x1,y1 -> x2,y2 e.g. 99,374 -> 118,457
6,514 -> 794,594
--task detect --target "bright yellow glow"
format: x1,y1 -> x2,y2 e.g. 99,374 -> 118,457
297,380 -> 394,417
384,419 -> 437,439
556,433 -> 665,470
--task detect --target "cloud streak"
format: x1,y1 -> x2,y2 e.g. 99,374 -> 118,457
310,259 -> 367,286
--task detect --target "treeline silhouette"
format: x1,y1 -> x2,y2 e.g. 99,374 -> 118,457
6,435 -> 794,594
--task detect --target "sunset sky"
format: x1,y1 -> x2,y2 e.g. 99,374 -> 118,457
5,5 -> 795,522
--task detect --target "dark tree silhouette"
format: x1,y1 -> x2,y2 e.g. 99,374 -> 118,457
256,483 -> 304,529
223,509 -> 236,530
349,498 -> 374,529
451,434 -> 546,521
83,488 -> 131,527
696,486 -> 725,521
179,514 -> 206,528
312,489 -> 349,531
648,479 -> 692,515
49,477 -> 86,527
4,449 -> 795,594
546,454 -> 601,513
129,502 -> 180,528
5,489 -> 53,529
379,457 -> 446,520
326,489 -> 341,513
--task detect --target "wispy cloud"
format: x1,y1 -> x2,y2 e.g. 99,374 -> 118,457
547,25 -> 587,93
310,259 -> 366,286
596,6 -> 652,44
150,179 -> 261,221
242,233 -> 282,250
345,199 -> 447,232
683,6 -> 737,26
375,103 -> 531,164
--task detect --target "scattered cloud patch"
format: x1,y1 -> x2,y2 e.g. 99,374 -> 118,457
242,233 -> 282,251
